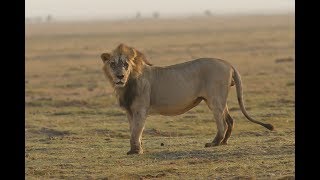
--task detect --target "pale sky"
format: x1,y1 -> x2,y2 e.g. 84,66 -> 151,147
26,0 -> 295,20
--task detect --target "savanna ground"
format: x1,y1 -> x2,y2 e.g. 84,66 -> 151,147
26,14 -> 294,179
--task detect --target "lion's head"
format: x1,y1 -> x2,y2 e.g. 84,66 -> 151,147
100,44 -> 152,88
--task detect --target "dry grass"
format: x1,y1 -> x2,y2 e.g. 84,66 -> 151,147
26,14 -> 294,179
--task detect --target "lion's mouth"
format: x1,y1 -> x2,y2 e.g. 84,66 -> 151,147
115,81 -> 124,85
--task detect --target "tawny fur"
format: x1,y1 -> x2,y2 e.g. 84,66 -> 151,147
100,44 -> 274,155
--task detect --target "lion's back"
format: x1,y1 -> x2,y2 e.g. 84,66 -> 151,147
163,58 -> 231,70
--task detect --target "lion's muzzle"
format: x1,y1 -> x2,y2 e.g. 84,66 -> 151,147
117,75 -> 124,79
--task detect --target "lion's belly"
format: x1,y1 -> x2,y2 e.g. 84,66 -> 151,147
148,97 -> 204,116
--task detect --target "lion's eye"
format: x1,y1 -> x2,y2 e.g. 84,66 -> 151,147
124,62 -> 128,68
110,62 -> 116,68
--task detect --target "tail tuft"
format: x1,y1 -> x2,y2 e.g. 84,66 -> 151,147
264,124 -> 274,131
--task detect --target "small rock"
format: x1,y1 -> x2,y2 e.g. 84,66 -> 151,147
161,143 -> 164,146
275,57 -> 294,63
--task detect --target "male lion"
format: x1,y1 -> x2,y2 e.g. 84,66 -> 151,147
100,44 -> 274,155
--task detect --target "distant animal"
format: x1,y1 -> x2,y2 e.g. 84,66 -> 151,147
100,44 -> 274,155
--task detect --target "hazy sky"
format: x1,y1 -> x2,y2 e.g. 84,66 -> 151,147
26,0 -> 295,20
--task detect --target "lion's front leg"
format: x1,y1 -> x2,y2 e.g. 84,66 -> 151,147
127,109 -> 147,155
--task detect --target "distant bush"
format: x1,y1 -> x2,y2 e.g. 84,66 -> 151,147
204,10 -> 212,16
153,12 -> 160,19
136,12 -> 141,19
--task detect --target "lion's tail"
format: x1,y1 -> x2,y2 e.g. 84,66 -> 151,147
232,67 -> 274,131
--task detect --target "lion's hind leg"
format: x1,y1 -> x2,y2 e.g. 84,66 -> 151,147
221,107 -> 234,145
203,78 -> 231,148
204,100 -> 228,147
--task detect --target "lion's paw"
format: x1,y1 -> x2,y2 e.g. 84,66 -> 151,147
126,149 -> 143,155
204,142 -> 219,147
220,141 -> 228,145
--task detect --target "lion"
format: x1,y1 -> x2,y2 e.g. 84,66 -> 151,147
100,44 -> 274,155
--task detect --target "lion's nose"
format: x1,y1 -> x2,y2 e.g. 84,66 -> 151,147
117,75 -> 124,79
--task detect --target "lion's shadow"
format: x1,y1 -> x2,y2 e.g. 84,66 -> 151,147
148,143 -> 294,161
148,149 -> 239,161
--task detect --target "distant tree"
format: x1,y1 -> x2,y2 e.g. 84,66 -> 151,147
153,12 -> 159,19
46,15 -> 53,22
204,10 -> 212,17
136,12 -> 141,19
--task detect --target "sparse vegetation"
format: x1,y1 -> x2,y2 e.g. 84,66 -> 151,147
26,14 -> 294,179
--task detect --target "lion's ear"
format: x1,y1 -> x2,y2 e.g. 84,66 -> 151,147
117,44 -> 135,59
101,53 -> 111,63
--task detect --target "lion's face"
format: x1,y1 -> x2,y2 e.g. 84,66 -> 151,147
101,44 -> 152,88
101,53 -> 133,88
